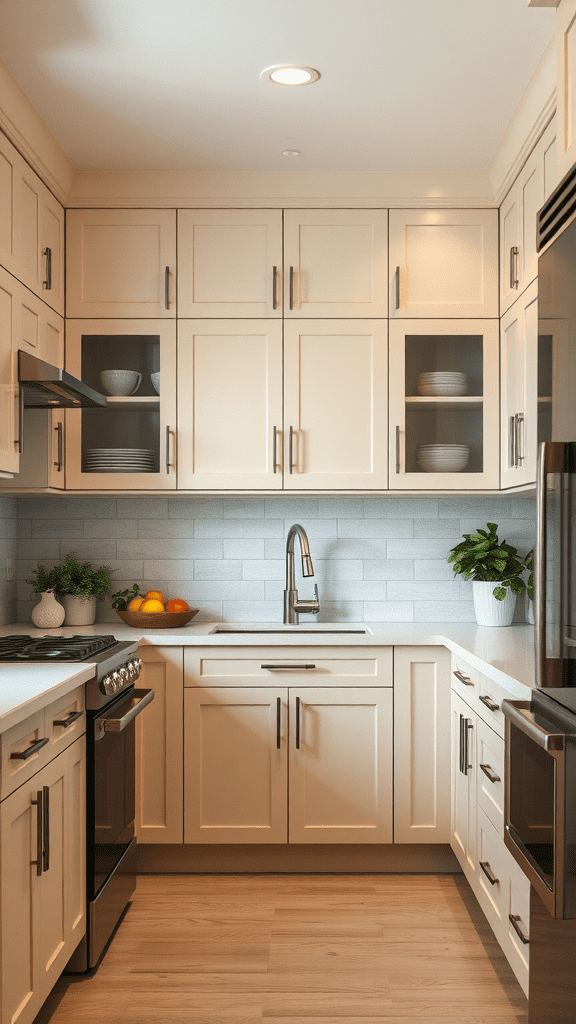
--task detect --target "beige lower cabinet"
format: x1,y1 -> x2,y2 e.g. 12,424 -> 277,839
451,689 -> 477,884
0,735 -> 85,1024
393,646 -> 451,843
183,647 -> 393,844
135,646 -> 184,843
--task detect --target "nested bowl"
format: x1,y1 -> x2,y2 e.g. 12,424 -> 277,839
115,608 -> 198,629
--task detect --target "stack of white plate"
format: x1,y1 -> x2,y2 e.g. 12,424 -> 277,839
84,448 -> 156,473
416,444 -> 470,472
417,372 -> 468,396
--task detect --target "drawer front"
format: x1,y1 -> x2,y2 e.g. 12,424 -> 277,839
185,647 -> 393,687
451,655 -> 478,702
451,656 -> 510,738
476,716 -> 504,834
504,850 -> 530,993
476,806 -> 509,937
46,686 -> 86,757
1,708 -> 50,800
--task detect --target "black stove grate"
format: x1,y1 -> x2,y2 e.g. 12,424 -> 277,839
0,634 -> 118,662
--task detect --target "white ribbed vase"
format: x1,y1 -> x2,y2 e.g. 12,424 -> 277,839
31,591 -> 66,628
472,581 -> 516,627
62,594 -> 97,626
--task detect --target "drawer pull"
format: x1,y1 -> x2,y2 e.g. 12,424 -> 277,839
53,709 -> 83,728
479,861 -> 499,886
509,913 -> 529,945
479,763 -> 501,784
295,695 -> 301,749
42,784 -> 50,872
453,669 -> 474,686
31,790 -> 43,876
479,694 -> 500,712
261,664 -> 316,671
276,696 -> 281,750
11,736 -> 49,761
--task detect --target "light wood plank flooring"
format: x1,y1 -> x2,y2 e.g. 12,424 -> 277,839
35,874 -> 528,1024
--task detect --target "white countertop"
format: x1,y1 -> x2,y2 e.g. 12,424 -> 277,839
0,621 -> 536,723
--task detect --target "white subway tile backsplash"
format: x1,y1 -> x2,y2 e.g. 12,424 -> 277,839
387,581 -> 461,602
195,519 -> 284,538
169,497 -> 223,519
242,560 -> 284,581
84,519 -> 138,538
414,559 -> 459,581
338,520 -> 413,539
224,539 -> 265,559
118,498 -> 169,519
363,602 -> 414,622
224,497 -> 265,518
264,497 -> 319,518
316,497 -> 364,518
363,560 -> 413,581
222,601 -> 283,623
363,497 -> 439,519
32,520 -> 84,538
16,539 -> 60,561
414,601 -> 476,622
67,497 -> 117,519
413,519 -> 460,539
195,560 -> 242,581
438,497 -> 511,519
137,520 -> 196,538
387,539 -> 453,560
118,538 -> 209,559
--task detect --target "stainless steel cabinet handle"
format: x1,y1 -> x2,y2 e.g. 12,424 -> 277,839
43,247 -> 52,290
459,715 -> 472,775
510,246 -> 519,289
164,266 -> 170,309
276,696 -> 281,750
31,790 -> 43,876
53,709 -> 83,728
395,426 -> 401,473
42,784 -> 50,872
10,736 -> 49,761
54,421 -> 63,471
295,695 -> 301,749
509,415 -> 516,468
509,914 -> 529,945
459,714 -> 465,774
289,426 -> 295,474
273,426 -> 280,474
453,669 -> 474,686
261,664 -> 316,670
479,861 -> 499,886
15,387 -> 24,454
479,763 -> 501,784
165,426 -> 173,473
289,266 -> 294,310
479,694 -> 499,712
395,265 -> 400,310
516,412 -> 524,464
465,721 -> 473,772
272,266 -> 278,310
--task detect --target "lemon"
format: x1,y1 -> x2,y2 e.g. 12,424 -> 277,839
127,596 -> 145,611
140,598 -> 166,613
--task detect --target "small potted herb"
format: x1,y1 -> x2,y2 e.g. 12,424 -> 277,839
28,553 -> 112,626
447,523 -> 531,626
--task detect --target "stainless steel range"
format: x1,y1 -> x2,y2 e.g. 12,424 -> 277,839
0,633 -> 154,970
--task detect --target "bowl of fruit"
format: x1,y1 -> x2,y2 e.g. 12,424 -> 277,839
111,585 -> 198,628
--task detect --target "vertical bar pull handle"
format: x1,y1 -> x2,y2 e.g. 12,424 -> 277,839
272,266 -> 278,310
164,267 -> 170,309
276,697 -> 281,749
43,247 -> 52,290
31,791 -> 43,876
295,696 -> 301,749
510,246 -> 519,289
273,426 -> 280,474
42,784 -> 50,872
395,266 -> 400,310
289,266 -> 294,310
15,387 -> 24,454
54,421 -> 63,471
465,721 -> 473,773
289,426 -> 295,474
509,415 -> 516,468
165,426 -> 172,473
517,413 -> 524,464
395,426 -> 401,473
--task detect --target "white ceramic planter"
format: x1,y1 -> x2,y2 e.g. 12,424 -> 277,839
472,581 -> 516,627
62,594 -> 97,626
31,591 -> 66,628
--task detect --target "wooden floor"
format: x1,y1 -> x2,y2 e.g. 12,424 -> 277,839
35,874 -> 528,1024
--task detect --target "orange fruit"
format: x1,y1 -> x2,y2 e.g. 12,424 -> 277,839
166,598 -> 190,613
127,596 -> 144,611
145,589 -> 165,603
140,598 -> 166,613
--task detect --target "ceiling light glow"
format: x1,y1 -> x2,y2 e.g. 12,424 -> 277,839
282,150 -> 300,157
261,65 -> 320,86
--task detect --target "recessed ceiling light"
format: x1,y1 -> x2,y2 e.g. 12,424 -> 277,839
282,150 -> 300,157
261,65 -> 320,86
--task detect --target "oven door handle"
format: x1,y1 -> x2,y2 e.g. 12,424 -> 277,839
96,688 -> 155,737
502,699 -> 565,751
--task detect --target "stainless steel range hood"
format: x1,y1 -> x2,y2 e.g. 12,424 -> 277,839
18,351 -> 108,408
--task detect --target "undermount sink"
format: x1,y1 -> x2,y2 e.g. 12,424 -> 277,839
209,624 -> 371,635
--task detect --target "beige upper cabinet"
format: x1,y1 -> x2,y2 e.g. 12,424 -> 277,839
0,132 -> 64,317
283,209 -> 388,318
283,319 -> 388,490
0,268 -> 21,476
178,209 -> 282,317
389,209 -> 498,318
500,281 -> 538,489
66,209 -> 177,318
556,0 -> 576,181
177,319 -> 283,490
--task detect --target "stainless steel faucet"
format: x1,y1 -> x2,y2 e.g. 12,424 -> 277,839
284,523 -> 320,624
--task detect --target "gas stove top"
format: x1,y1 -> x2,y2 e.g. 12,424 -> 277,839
0,634 -> 118,662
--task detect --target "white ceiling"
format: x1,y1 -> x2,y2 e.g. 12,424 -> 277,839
0,0 -> 556,173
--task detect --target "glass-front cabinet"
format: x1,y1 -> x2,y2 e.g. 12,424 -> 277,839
389,319 -> 499,489
65,320 -> 176,489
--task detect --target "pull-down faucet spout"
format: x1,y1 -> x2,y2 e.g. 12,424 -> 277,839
284,524 -> 320,625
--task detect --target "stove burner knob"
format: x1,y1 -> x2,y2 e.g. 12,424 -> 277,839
100,672 -> 117,695
118,666 -> 130,687
129,657 -> 143,681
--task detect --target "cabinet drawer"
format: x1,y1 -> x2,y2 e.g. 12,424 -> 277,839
45,686 -> 85,758
504,852 -> 530,993
451,656 -> 509,738
451,655 -> 478,700
476,716 -> 504,834
476,806 -> 509,938
1,708 -> 50,800
185,647 -> 393,687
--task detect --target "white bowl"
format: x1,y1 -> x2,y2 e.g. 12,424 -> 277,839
151,372 -> 160,395
100,369 -> 142,396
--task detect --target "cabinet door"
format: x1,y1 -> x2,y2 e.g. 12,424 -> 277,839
389,318 -> 499,490
66,209 -> 177,318
389,209 -> 498,318
289,687 -> 392,844
177,319 -> 283,489
178,209 -> 282,317
556,0 -> 576,181
65,319 -> 177,490
39,187 -> 65,317
19,285 -> 64,368
284,319 -> 388,490
184,687 -> 288,843
0,131 -> 22,281
450,690 -> 476,886
283,209 -> 388,318
500,281 -> 538,488
500,185 -> 521,316
0,267 -> 20,475
393,646 -> 451,844
135,646 -> 184,844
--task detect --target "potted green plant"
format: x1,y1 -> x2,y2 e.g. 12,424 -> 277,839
28,553 -> 113,626
26,563 -> 66,628
447,523 -> 531,626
